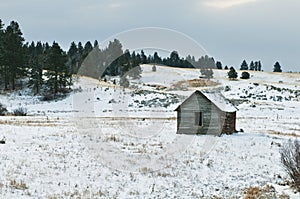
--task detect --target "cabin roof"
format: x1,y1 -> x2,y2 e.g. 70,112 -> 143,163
175,90 -> 238,112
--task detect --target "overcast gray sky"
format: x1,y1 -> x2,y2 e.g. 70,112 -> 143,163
1,0 -> 299,71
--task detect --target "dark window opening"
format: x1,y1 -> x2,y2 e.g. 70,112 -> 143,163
195,112 -> 203,126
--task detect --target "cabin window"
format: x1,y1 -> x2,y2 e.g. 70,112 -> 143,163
195,112 -> 203,126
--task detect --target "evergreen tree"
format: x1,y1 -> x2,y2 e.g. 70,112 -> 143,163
254,61 -> 258,71
197,55 -> 215,69
182,59 -> 192,68
140,50 -> 147,64
43,42 -> 50,53
0,20 -> 5,87
119,49 -> 131,75
67,42 -> 78,74
83,41 -> 93,58
45,42 -> 68,94
119,76 -> 129,88
28,41 -> 44,94
197,56 -> 204,68
273,62 -> 282,72
78,43 -> 102,79
147,54 -> 152,64
130,51 -> 136,67
153,52 -> 162,64
200,67 -> 213,79
258,61 -> 262,71
185,55 -> 192,66
224,65 -> 229,70
249,61 -> 255,70
77,42 -> 84,65
105,39 -> 123,76
169,51 -> 180,67
208,57 -> 216,68
184,55 -> 194,68
93,40 -> 99,48
241,71 -> 250,79
216,61 -> 222,69
240,60 -> 248,70
129,65 -> 142,79
130,51 -> 142,79
136,53 -> 141,65
2,21 -> 26,90
191,56 -> 196,66
152,64 -> 156,72
228,67 -> 238,79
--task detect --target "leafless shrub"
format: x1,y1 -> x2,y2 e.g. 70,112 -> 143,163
10,179 -> 28,190
105,135 -> 120,142
157,172 -> 171,177
0,103 -> 7,116
12,107 -> 27,116
280,139 -> 300,191
139,167 -> 152,173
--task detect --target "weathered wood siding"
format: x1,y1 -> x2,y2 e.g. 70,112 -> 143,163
222,112 -> 236,134
177,93 -> 222,135
176,92 -> 236,136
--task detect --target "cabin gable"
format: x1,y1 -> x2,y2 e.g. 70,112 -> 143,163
175,90 -> 237,136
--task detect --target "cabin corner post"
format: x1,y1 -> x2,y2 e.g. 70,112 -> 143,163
176,108 -> 181,134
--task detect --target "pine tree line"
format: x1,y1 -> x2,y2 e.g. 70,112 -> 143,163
0,20 -> 75,97
240,60 -> 263,71
77,39 -> 142,80
0,19 -> 285,96
0,19 -> 218,94
148,51 -> 216,69
78,45 -> 217,81
0,20 -> 26,90
0,20 -> 143,95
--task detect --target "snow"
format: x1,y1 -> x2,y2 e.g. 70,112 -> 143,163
0,64 -> 300,198
201,90 -> 238,112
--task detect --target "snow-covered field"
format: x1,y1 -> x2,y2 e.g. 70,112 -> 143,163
0,65 -> 300,198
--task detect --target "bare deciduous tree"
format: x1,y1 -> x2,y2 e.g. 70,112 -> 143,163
280,139 -> 300,191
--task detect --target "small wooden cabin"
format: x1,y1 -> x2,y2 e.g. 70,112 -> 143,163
175,90 -> 237,136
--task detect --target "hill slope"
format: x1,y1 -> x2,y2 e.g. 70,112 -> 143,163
0,65 -> 299,198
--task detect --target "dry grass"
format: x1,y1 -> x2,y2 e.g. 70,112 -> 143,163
139,167 -> 153,173
173,79 -> 219,88
105,135 -> 121,142
0,117 -> 66,126
10,179 -> 28,190
157,172 -> 171,177
48,189 -> 105,199
188,79 -> 220,87
244,185 -> 277,199
267,130 -> 300,138
244,187 -> 261,199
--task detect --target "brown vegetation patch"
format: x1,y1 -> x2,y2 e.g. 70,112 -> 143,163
244,185 -> 276,199
189,79 -> 219,87
0,117 -> 66,127
171,79 -> 219,90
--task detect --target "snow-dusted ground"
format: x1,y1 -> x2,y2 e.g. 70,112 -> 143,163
0,65 -> 300,198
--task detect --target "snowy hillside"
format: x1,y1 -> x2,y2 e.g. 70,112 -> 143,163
0,64 -> 300,198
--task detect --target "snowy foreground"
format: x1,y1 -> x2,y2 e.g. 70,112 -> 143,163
0,65 -> 300,198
